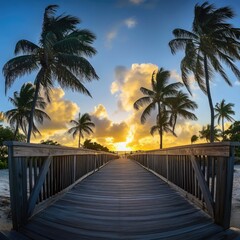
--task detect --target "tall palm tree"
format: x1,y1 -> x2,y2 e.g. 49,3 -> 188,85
199,125 -> 220,143
169,2 -> 240,143
133,67 -> 182,149
68,113 -> 95,148
3,5 -> 98,143
150,111 -> 177,144
214,99 -> 235,139
5,83 -> 50,139
168,91 -> 198,132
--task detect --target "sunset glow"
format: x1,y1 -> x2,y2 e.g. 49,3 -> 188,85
1,0 -> 240,151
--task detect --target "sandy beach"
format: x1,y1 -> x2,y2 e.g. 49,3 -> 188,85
0,196 -> 11,231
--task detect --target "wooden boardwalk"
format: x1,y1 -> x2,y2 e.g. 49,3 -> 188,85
4,158 -> 240,239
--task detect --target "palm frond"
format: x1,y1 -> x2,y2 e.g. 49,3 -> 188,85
15,40 -> 40,55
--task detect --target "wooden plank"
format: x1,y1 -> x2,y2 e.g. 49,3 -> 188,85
4,141 -> 117,157
4,158 -> 238,239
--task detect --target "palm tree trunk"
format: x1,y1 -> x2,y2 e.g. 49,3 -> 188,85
172,115 -> 177,133
27,79 -> 40,143
158,102 -> 163,149
78,131 -> 81,148
204,54 -> 214,143
222,117 -> 225,139
14,122 -> 19,140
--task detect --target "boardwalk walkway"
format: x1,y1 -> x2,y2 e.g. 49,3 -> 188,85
4,158 -> 240,239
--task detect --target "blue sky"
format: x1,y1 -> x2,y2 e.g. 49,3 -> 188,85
1,0 -> 240,150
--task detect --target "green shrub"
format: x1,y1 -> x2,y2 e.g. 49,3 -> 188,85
0,158 -> 8,169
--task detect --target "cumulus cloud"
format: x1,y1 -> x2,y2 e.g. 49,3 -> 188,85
110,63 -> 201,150
93,104 -> 108,118
32,88 -> 79,146
91,108 -> 129,143
111,63 -> 158,111
32,65 -> 201,151
124,18 -> 137,28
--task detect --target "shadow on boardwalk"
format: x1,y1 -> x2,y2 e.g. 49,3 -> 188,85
2,158 -> 240,239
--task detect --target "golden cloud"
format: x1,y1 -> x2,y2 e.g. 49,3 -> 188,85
93,104 -> 108,118
110,63 -> 202,150
32,88 -> 79,146
31,64 -> 208,152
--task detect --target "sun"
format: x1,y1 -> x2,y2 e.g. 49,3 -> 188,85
114,142 -> 132,152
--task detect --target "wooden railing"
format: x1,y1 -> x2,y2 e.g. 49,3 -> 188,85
129,142 -> 238,229
5,141 -> 118,230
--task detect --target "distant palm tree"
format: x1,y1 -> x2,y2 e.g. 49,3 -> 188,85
168,91 -> 198,132
5,83 -> 50,139
133,68 -> 182,149
199,125 -> 220,143
150,111 -> 176,143
68,113 -> 95,148
191,135 -> 198,144
169,2 -> 240,143
214,99 -> 235,139
3,5 -> 98,143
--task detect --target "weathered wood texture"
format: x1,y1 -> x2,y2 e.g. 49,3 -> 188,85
130,142 -> 238,229
4,141 -> 118,230
5,158 -> 240,239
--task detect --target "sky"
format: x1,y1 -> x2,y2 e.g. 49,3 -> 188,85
1,0 -> 240,151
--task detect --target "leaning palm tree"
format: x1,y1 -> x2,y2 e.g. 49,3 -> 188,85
5,83 -> 50,139
3,5 -> 98,143
68,113 -> 95,148
150,111 -> 177,146
214,99 -> 235,139
169,2 -> 240,143
133,67 -> 182,149
168,91 -> 198,132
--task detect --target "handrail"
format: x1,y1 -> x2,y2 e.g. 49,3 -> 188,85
129,142 -> 239,229
4,141 -> 118,230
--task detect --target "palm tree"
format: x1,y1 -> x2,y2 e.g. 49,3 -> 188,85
150,111 -> 177,144
133,68 -> 182,149
169,2 -> 240,143
68,113 -> 95,148
191,135 -> 198,144
199,125 -> 220,143
168,91 -> 198,132
3,5 -> 98,143
214,99 -> 235,139
5,83 -> 50,139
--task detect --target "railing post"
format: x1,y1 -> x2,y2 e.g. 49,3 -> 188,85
214,146 -> 235,229
73,155 -> 76,182
94,153 -> 97,171
166,153 -> 169,182
147,154 -> 149,169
